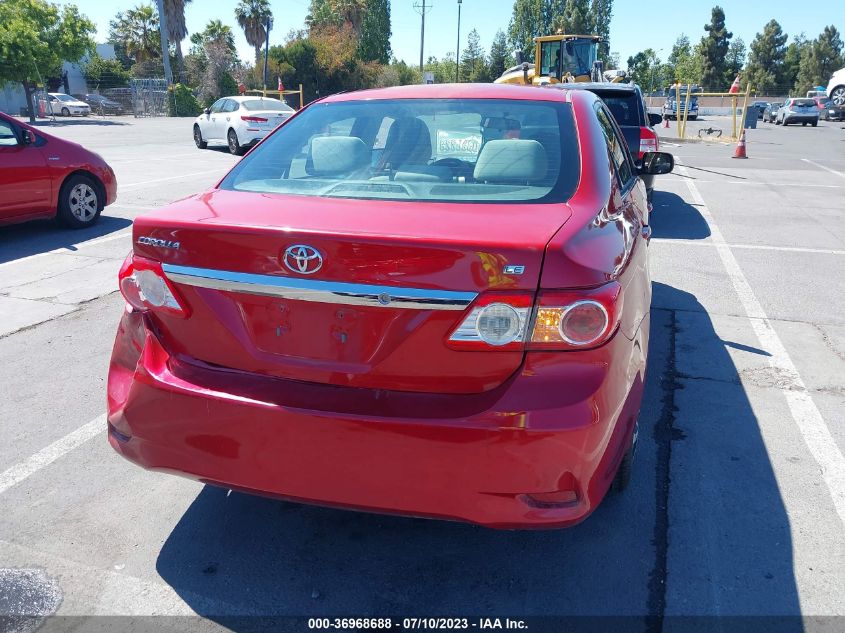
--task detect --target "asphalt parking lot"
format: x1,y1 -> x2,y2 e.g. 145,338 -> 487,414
1,113 -> 844,630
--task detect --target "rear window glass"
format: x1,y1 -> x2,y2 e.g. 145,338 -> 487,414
242,98 -> 294,112
793,99 -> 815,106
595,93 -> 642,126
219,98 -> 580,204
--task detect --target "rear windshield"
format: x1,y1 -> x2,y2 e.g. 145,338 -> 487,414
595,92 -> 643,126
793,99 -> 815,106
242,98 -> 294,112
219,98 -> 580,203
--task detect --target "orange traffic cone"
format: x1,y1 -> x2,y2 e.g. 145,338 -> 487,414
732,129 -> 748,159
729,74 -> 741,94
662,116 -> 670,128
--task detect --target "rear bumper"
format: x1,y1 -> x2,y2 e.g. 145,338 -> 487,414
107,308 -> 648,529
783,114 -> 818,123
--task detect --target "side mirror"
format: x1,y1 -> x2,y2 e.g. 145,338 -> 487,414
648,113 -> 663,127
204,108 -> 211,115
22,130 -> 35,145
639,151 -> 674,175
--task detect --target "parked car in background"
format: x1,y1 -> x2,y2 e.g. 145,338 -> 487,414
763,102 -> 782,123
825,69 -> 845,105
822,102 -> 845,121
108,83 -> 674,529
776,98 -> 819,126
0,111 -> 116,228
83,94 -> 124,115
47,93 -> 90,117
548,82 -> 663,201
193,96 -> 295,155
751,101 -> 769,118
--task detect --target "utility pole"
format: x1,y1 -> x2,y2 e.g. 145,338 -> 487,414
155,0 -> 173,85
263,16 -> 274,90
413,0 -> 432,73
455,0 -> 462,82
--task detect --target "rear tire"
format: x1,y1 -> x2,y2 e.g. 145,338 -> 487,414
193,124 -> 207,149
61,107 -> 70,117
802,122 -> 808,126
812,121 -> 818,127
227,129 -> 243,156
57,174 -> 102,229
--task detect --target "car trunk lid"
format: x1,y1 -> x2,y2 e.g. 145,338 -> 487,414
133,189 -> 571,394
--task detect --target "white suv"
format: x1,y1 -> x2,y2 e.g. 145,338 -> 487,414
827,68 -> 845,106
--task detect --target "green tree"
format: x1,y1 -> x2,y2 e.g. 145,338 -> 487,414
782,34 -> 808,94
665,35 -> 703,85
725,37 -> 746,86
190,19 -> 237,56
626,48 -> 661,91
163,0 -> 192,81
82,51 -> 131,89
699,5 -> 732,89
745,20 -> 788,94
358,0 -> 391,63
0,0 -> 95,123
109,4 -> 160,65
460,29 -> 490,82
795,26 -> 843,95
590,0 -> 612,62
424,53 -> 457,84
552,0 -> 590,35
488,30 -> 511,80
508,0 -> 545,58
235,0 -> 272,65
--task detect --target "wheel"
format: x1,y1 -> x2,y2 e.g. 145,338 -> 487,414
61,107 -> 70,117
612,421 -> 638,493
802,122 -> 808,126
688,115 -> 697,121
227,129 -> 243,155
193,124 -> 207,149
812,121 -> 818,127
831,85 -> 845,106
57,174 -> 101,229
775,118 -> 781,125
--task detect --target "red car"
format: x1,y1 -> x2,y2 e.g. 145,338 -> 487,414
0,111 -> 116,228
107,84 -> 673,528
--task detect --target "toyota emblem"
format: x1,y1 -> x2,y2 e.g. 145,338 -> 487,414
282,244 -> 323,275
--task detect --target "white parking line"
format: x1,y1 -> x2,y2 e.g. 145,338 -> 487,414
802,158 -> 845,178
676,160 -> 845,528
653,239 -> 845,256
120,170 -> 222,189
0,414 -> 105,495
0,230 -> 131,270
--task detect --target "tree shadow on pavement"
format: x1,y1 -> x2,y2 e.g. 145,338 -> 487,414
154,283 -> 800,630
650,190 -> 711,240
0,215 -> 131,265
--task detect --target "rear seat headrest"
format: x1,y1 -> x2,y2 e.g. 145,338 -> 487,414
308,136 -> 369,176
473,139 -> 548,184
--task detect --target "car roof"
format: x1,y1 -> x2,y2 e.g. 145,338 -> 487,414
321,83 -> 575,103
223,95 -> 284,102
546,82 -> 640,94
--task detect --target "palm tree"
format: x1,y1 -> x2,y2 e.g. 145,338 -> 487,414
163,0 -> 192,81
235,0 -> 273,65
109,4 -> 161,65
191,19 -> 236,55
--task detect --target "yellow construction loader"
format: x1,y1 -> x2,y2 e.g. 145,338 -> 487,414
494,34 -> 604,85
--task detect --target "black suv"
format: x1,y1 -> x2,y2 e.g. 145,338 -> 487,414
547,82 -> 664,201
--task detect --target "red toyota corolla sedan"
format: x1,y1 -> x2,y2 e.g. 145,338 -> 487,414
107,84 -> 672,528
0,111 -> 116,228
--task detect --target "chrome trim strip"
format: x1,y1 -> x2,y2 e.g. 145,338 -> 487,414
161,263 -> 477,311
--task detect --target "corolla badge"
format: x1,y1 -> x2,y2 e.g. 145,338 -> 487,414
283,244 -> 323,275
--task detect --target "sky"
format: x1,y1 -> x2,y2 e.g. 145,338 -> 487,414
66,0 -> 840,74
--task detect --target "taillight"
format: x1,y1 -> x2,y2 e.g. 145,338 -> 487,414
240,115 -> 268,122
448,293 -> 532,350
118,253 -> 189,317
639,128 -> 658,157
447,283 -> 621,351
